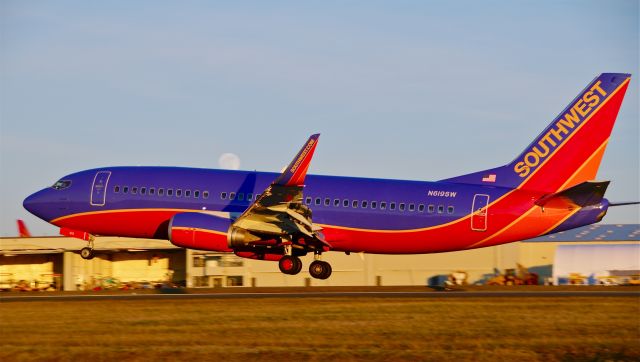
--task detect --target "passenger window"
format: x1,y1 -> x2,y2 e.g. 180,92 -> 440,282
131,187 -> 138,195
123,186 -> 129,194
237,193 -> 244,201
221,192 -> 227,200
114,186 -> 120,193
229,192 -> 236,200
306,197 -> 312,205
194,190 -> 200,198
352,200 -> 358,208
315,198 -> 321,206
447,206 -> 454,214
185,190 -> 191,197
399,203 -> 406,211
371,201 -> 377,209
324,198 -> 330,206
390,202 -> 396,211
149,188 -> 156,195
418,204 -> 425,212
253,193 -> 259,199
438,205 -> 444,214
247,193 -> 253,201
203,191 -> 209,199
334,199 -> 340,207
167,189 -> 174,196
140,187 -> 146,195
380,202 -> 387,210
158,188 -> 165,196
176,189 -> 182,197
428,205 -> 435,213
343,199 -> 349,207
409,204 -> 415,212
362,200 -> 368,208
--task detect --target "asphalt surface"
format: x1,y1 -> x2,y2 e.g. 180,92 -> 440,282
2,290 -> 639,302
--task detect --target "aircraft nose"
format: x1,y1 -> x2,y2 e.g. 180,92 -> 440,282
23,189 -> 51,220
23,192 -> 38,215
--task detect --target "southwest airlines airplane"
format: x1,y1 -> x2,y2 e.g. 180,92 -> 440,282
23,73 -> 633,279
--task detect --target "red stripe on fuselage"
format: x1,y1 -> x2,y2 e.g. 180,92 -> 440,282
52,209 -> 185,238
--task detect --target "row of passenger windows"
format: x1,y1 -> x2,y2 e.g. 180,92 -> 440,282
113,185 -> 210,199
304,197 -> 454,214
219,191 -> 454,214
220,192 -> 259,202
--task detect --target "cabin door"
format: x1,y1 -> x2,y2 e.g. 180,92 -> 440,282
90,171 -> 111,206
471,194 -> 490,231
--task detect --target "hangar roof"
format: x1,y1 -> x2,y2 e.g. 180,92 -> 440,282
525,224 -> 640,242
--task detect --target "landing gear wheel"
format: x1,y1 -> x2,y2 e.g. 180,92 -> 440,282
291,257 -> 303,275
279,255 -> 302,275
80,247 -> 95,260
309,260 -> 332,279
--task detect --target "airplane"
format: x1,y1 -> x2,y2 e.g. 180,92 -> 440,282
23,73 -> 635,280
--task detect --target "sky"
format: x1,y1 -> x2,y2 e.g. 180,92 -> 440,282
1,1 -> 638,236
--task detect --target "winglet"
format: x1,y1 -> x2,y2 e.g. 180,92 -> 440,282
274,134 -> 320,186
17,219 -> 31,237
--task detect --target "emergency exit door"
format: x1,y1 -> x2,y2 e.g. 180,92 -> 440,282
471,194 -> 490,231
90,171 -> 111,206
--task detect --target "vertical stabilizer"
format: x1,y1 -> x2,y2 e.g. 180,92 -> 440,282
443,73 -> 631,192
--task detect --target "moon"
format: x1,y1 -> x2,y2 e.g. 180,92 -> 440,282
218,153 -> 241,170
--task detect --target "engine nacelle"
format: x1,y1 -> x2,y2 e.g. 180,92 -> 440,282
168,212 -> 232,252
227,227 -> 263,249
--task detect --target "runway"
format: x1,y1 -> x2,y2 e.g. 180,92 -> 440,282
2,289 -> 639,302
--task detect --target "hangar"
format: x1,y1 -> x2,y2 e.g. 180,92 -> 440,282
1,224 -> 638,290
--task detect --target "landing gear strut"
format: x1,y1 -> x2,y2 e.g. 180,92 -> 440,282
279,255 -> 302,275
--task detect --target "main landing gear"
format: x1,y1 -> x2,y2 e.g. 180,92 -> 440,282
309,260 -> 332,280
278,256 -> 332,279
278,241 -> 332,279
279,255 -> 303,275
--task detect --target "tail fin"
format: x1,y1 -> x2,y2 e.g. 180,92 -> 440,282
17,219 -> 32,237
443,73 -> 631,192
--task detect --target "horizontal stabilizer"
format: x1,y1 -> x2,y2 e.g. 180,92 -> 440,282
535,181 -> 609,209
609,201 -> 640,207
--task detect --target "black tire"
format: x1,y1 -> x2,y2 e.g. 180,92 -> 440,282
279,255 -> 297,275
319,261 -> 332,280
309,260 -> 331,279
291,257 -> 303,275
80,247 -> 95,260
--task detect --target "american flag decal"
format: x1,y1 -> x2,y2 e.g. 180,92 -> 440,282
482,174 -> 496,183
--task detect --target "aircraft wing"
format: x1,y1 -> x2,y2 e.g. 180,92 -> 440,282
230,134 -> 329,250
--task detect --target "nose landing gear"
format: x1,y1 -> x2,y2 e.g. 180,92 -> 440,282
80,246 -> 95,260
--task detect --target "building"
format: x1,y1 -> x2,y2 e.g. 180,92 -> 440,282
1,224 -> 638,290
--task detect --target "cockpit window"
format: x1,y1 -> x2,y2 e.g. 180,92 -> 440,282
52,180 -> 72,190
